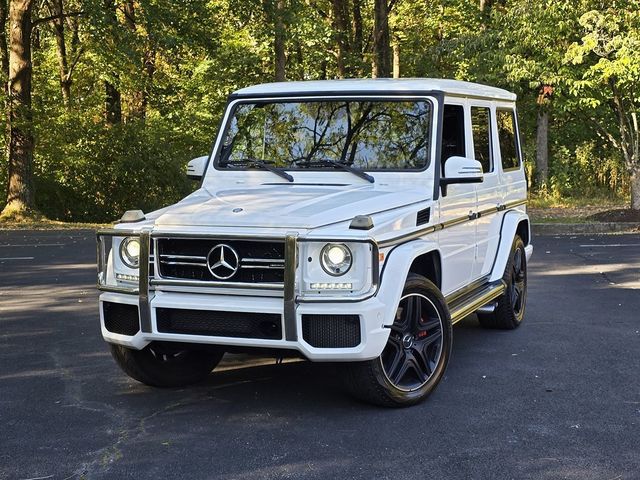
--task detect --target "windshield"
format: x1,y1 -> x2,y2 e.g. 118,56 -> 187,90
216,99 -> 433,171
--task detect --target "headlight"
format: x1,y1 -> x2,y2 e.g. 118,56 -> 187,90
320,243 -> 352,276
119,237 -> 140,268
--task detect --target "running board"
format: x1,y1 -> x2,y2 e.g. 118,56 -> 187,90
446,280 -> 506,325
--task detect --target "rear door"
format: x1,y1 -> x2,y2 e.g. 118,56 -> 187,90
471,103 -> 501,278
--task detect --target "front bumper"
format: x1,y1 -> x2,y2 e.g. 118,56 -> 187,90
97,228 -> 389,361
99,290 -> 390,361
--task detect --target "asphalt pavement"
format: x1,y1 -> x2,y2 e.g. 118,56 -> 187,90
0,230 -> 639,480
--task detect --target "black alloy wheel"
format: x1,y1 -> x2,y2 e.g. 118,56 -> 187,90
478,234 -> 528,329
381,293 -> 444,391
342,274 -> 452,407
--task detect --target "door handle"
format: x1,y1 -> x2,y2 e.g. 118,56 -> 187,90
468,211 -> 478,220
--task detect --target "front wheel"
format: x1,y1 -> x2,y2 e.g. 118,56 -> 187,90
342,274 -> 452,407
110,342 -> 224,387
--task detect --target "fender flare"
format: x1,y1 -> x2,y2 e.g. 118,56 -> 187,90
489,210 -> 530,282
376,239 -> 441,327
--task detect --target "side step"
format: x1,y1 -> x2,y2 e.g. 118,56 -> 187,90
446,280 -> 506,325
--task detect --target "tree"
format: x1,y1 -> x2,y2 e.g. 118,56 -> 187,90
565,5 -> 640,209
2,0 -> 35,218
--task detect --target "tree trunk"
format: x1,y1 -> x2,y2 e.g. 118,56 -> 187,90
392,39 -> 400,78
2,0 -> 35,216
331,0 -> 350,78
631,170 -> 640,211
0,1 -> 8,78
49,0 -> 70,106
1,0 -> 9,160
352,0 -> 363,62
122,0 -> 146,119
372,0 -> 391,78
102,0 -> 121,125
105,81 -> 121,125
274,0 -> 286,81
535,108 -> 549,187
608,79 -> 639,210
479,0 -> 492,13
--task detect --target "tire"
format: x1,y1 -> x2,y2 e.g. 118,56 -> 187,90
478,234 -> 527,330
342,274 -> 453,407
109,342 -> 224,388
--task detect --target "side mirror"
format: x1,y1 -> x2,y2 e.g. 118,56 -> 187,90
440,156 -> 484,186
187,155 -> 208,181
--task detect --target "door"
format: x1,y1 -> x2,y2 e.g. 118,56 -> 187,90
437,103 -> 477,296
471,104 -> 502,278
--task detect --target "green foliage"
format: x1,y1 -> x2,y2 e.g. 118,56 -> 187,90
34,114 -> 196,222
1,0 -> 638,221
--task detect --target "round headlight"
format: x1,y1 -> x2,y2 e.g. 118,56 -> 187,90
320,243 -> 352,276
119,237 -> 140,268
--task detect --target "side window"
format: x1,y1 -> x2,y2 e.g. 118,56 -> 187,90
441,105 -> 466,169
497,109 -> 520,170
471,106 -> 492,173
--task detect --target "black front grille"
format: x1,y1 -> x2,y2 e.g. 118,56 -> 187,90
155,238 -> 284,283
156,308 -> 283,339
103,302 -> 140,336
301,315 -> 361,348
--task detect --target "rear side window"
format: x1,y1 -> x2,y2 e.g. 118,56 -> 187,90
471,107 -> 492,173
497,109 -> 520,170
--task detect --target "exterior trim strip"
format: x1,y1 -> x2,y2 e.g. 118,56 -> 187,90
149,278 -> 283,290
378,199 -> 528,248
283,233 -> 298,341
138,230 -> 152,333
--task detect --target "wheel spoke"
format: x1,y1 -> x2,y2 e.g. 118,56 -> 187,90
387,350 -> 408,385
408,353 -> 429,384
417,329 -> 442,349
412,343 -> 434,378
513,249 -> 522,276
412,296 -> 422,329
419,317 -> 441,331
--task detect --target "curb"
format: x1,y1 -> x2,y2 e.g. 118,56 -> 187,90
532,222 -> 640,235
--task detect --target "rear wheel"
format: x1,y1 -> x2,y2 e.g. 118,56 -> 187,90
478,235 -> 527,329
110,342 -> 224,387
342,274 -> 452,407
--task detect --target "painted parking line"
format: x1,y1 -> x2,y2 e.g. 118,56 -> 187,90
0,256 -> 35,261
579,244 -> 640,248
0,243 -> 65,248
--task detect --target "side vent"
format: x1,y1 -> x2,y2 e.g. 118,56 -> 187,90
416,208 -> 431,226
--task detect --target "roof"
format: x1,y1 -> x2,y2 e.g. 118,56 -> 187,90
233,78 -> 517,101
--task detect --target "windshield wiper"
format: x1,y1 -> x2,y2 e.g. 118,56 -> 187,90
221,158 -> 294,182
310,158 -> 375,183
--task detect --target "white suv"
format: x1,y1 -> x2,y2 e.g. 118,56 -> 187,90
97,79 -> 532,407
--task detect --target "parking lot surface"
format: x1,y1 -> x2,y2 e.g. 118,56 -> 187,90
1,230 -> 639,479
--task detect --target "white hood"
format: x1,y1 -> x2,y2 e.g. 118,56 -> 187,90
154,184 -> 428,229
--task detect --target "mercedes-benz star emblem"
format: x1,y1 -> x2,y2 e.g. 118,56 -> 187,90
207,244 -> 240,280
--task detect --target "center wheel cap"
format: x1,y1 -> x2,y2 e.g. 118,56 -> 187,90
402,333 -> 414,349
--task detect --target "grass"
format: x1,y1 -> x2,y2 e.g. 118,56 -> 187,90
0,219 -> 110,230
527,192 -> 630,224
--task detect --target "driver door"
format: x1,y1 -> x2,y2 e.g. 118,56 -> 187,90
437,103 -> 477,296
